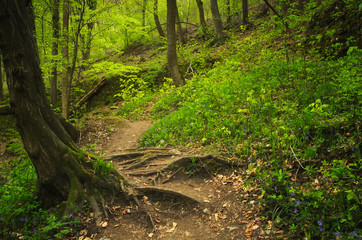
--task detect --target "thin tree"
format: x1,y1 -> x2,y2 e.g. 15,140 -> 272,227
50,0 -> 60,107
195,0 -> 208,37
82,0 -> 97,61
0,54 -> 3,103
142,0 -> 147,27
210,0 -> 224,44
226,0 -> 231,28
153,0 -> 165,37
0,0 -> 131,216
62,0 -> 70,119
242,0 -> 248,25
167,0 -> 185,86
175,4 -> 184,46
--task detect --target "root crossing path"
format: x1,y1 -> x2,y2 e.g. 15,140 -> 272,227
81,119 -> 267,239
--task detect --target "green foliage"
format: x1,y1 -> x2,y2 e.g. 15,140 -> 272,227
93,157 -> 114,176
0,138 -> 79,239
116,94 -> 155,120
138,27 -> 361,237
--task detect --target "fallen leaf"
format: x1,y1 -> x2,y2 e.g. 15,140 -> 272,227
112,206 -> 121,211
166,222 -> 178,233
252,224 -> 259,230
100,221 -> 108,228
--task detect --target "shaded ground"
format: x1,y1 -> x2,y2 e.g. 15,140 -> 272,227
75,113 -> 279,240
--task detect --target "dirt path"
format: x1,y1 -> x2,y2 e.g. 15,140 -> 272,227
102,119 -> 152,154
77,117 -> 270,240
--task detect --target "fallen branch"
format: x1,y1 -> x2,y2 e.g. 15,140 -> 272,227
70,77 -> 107,116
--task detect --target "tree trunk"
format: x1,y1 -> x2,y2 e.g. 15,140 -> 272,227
0,0 -> 129,214
50,0 -> 60,107
153,0 -> 165,37
226,0 -> 232,28
167,0 -> 185,86
195,0 -> 208,37
210,0 -> 224,43
82,0 -> 97,61
242,0 -> 248,25
142,0 -> 147,27
62,0 -> 70,119
0,54 -> 3,103
175,5 -> 184,46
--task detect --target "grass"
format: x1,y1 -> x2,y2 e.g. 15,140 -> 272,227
0,2 -> 360,238
134,28 -> 361,238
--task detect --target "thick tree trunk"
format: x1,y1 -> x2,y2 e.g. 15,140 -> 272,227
210,0 -> 224,43
62,0 -> 70,119
153,0 -> 165,37
50,0 -> 60,107
242,0 -> 248,25
195,0 -> 208,37
0,0 -> 128,213
0,55 -> 3,103
167,0 -> 185,86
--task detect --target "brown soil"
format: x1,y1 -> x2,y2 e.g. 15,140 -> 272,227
75,113 -> 277,240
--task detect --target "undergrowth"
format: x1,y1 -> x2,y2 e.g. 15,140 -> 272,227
0,131 -> 80,239
134,28 -> 361,239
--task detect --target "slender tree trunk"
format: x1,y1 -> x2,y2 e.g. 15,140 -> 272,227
167,0 -> 185,86
175,5 -> 184,46
242,0 -> 248,25
153,0 -> 165,37
142,0 -> 147,27
82,0 -> 97,61
68,1 -> 85,102
50,0 -> 60,107
226,0 -> 232,28
195,0 -> 208,37
0,55 -> 3,103
210,0 -> 224,43
62,0 -> 70,119
0,0 -> 129,213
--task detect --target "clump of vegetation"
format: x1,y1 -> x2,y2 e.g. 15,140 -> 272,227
0,134 -> 80,239
136,8 -> 361,239
1,0 -> 360,239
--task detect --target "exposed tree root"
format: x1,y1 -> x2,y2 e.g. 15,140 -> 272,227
135,186 -> 204,205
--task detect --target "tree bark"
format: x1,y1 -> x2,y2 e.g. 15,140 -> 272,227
0,55 -> 3,103
195,0 -> 208,37
242,0 -> 248,25
50,0 -> 60,107
153,0 -> 165,37
175,4 -> 184,46
62,0 -> 70,119
210,0 -> 224,43
0,0 -> 128,214
82,0 -> 97,61
167,0 -> 185,86
142,0 -> 147,27
226,0 -> 231,28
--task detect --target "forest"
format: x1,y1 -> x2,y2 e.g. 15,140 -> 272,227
0,0 -> 360,239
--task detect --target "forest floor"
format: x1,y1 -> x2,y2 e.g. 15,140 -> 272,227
74,107 -> 280,240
